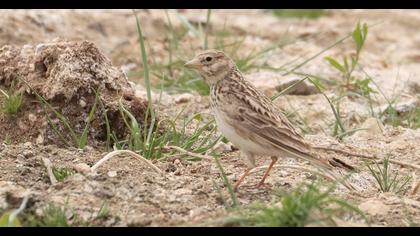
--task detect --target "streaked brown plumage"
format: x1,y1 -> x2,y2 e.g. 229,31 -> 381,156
185,49 -> 353,191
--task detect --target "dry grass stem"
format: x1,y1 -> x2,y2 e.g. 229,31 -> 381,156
42,157 -> 58,185
91,150 -> 163,174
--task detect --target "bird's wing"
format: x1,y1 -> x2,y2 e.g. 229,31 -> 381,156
220,82 -> 332,169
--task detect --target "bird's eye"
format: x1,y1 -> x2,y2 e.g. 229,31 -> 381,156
205,56 -> 213,62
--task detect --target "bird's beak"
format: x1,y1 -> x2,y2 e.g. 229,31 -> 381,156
184,58 -> 202,69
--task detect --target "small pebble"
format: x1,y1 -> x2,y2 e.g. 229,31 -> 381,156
79,99 -> 87,108
22,150 -> 33,158
28,113 -> 37,122
36,134 -> 44,144
107,171 -> 117,178
23,142 -> 33,149
74,163 -> 92,174
175,93 -> 194,104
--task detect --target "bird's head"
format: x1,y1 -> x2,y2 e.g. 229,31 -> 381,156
184,50 -> 236,85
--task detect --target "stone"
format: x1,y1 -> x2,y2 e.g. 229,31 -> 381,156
353,118 -> 385,138
380,98 -> 418,115
107,171 -> 117,178
175,93 -> 194,104
246,71 -> 318,97
79,99 -> 87,108
28,113 -> 37,122
73,163 -> 92,175
35,134 -> 44,144
359,199 -> 390,216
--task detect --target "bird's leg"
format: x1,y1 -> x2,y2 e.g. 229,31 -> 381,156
257,156 -> 278,188
234,152 -> 256,191
233,168 -> 253,191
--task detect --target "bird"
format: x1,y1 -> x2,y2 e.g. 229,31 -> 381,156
184,49 -> 354,191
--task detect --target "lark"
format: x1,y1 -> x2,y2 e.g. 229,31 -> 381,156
185,49 -> 354,191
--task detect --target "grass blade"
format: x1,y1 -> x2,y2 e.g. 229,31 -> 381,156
204,9 -> 212,50
133,10 -> 156,146
214,156 -> 239,208
78,90 -> 100,149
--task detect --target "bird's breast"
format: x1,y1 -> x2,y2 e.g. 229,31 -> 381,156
213,107 -> 277,156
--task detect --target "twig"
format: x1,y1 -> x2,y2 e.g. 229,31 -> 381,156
411,179 -> 420,196
91,150 -> 163,174
8,192 -> 30,226
42,157 -> 57,185
165,145 -> 214,161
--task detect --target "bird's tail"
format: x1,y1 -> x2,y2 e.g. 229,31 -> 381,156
297,151 -> 357,191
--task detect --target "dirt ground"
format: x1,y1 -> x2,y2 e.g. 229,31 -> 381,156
0,9 -> 419,226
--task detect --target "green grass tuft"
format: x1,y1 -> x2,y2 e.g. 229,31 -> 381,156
52,167 -> 75,182
96,201 -> 110,220
115,101 -> 221,160
25,203 -> 69,227
3,134 -> 12,145
325,22 -> 370,95
21,78 -> 100,149
367,156 -> 412,194
225,182 -> 365,227
214,156 -> 239,208
0,86 -> 23,115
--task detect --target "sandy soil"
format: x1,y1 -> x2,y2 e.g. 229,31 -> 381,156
0,9 -> 419,226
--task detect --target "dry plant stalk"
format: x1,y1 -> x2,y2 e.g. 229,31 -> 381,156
91,150 -> 163,174
42,157 -> 57,185
411,177 -> 420,195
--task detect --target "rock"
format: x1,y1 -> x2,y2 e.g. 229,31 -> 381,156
189,207 -> 207,218
359,199 -> 390,216
22,150 -> 34,158
393,99 -> 418,114
35,134 -> 44,144
0,41 -> 133,101
23,142 -> 32,149
246,71 -> 318,97
73,163 -> 92,175
175,93 -> 194,104
388,138 -> 409,150
0,40 -> 150,146
380,98 -> 418,115
353,118 -> 385,138
28,113 -> 37,122
275,77 -> 319,95
18,120 -> 28,130
107,171 -> 117,178
79,99 -> 87,108
95,185 -> 115,198
83,145 -> 94,152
